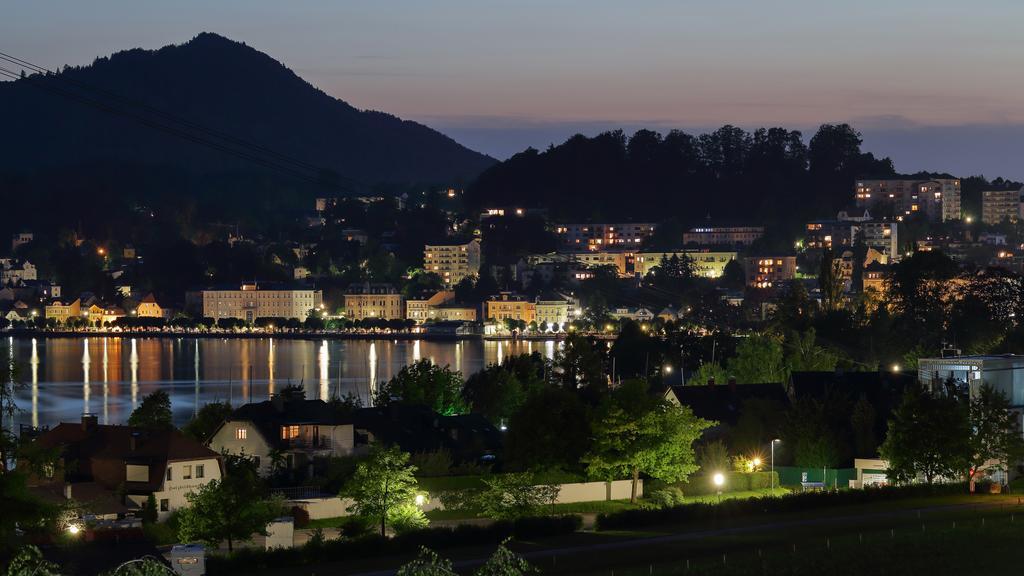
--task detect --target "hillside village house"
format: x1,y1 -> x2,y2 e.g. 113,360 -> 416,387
406,290 -> 478,323
0,259 -> 37,285
211,395 -> 504,478
25,415 -> 222,521
208,395 -> 359,477
45,298 -> 81,324
135,293 -> 165,318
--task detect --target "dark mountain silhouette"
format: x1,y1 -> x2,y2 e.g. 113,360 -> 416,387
0,32 -> 494,187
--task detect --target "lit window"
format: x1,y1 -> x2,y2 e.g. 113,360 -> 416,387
235,427 -> 247,440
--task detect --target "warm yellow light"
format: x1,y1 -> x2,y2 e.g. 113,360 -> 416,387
68,524 -> 81,535
713,473 -> 725,487
414,494 -> 426,506
752,458 -> 762,467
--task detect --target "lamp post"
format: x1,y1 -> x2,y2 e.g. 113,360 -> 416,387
771,439 -> 781,494
713,472 -> 725,504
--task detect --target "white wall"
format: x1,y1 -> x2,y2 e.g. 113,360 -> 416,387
152,457 -> 222,521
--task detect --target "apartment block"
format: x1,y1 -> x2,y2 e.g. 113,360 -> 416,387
854,178 -> 961,222
683,226 -> 764,247
982,189 -> 1022,225
554,223 -> 657,251
424,238 -> 482,286
201,283 -> 322,322
634,250 -> 737,278
742,256 -> 797,288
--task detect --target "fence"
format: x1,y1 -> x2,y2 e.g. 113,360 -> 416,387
775,466 -> 856,488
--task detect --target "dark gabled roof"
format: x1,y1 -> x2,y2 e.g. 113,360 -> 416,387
228,398 -> 352,449
352,404 -> 501,461
35,422 -> 220,491
667,383 -> 790,427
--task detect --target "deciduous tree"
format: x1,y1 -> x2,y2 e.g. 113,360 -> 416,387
344,445 -> 420,537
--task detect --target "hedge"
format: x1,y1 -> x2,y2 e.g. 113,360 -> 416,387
655,471 -> 780,496
206,514 -> 582,574
595,483 -> 967,531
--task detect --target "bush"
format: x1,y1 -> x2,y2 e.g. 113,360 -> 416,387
409,449 -> 454,477
748,471 -> 778,490
649,487 -> 686,508
596,483 -> 967,531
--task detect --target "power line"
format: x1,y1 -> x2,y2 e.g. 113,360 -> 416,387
0,50 -> 339,179
0,52 -> 360,191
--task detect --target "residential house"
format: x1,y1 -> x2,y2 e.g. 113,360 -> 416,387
485,292 -> 536,325
24,415 -> 222,521
344,283 -> 404,321
208,395 -> 359,478
45,298 -> 81,324
535,293 -> 571,330
135,294 -> 165,318
0,259 -> 37,285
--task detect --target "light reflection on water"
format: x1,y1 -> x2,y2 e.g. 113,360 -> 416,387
5,337 -> 561,429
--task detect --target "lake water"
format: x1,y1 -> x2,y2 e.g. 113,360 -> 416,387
3,336 -> 562,430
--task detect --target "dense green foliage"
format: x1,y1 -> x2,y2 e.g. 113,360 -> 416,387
343,445 -> 421,536
375,360 -> 467,415
127,390 -> 173,430
177,454 -> 285,551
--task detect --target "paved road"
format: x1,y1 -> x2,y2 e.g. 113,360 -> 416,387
342,499 -> 1019,576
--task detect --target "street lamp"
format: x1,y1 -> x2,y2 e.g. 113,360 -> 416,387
713,472 -> 725,504
771,439 -> 781,493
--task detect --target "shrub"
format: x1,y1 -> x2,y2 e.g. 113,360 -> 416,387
512,514 -> 583,539
749,471 -> 778,490
649,487 -> 686,508
409,449 -> 454,477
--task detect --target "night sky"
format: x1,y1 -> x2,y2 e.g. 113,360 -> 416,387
5,1 -> 1023,177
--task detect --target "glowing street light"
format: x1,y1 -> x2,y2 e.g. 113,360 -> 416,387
891,364 -> 901,373
414,494 -> 426,507
713,472 -> 725,504
67,524 -> 81,535
771,439 -> 781,493
663,365 -> 673,375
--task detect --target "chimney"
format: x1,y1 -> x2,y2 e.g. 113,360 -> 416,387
81,414 -> 98,431
728,376 -> 737,392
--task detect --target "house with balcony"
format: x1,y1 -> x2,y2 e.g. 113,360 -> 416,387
208,394 -> 359,478
24,415 -> 222,521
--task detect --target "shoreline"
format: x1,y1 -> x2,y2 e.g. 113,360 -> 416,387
0,328 -> 577,342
